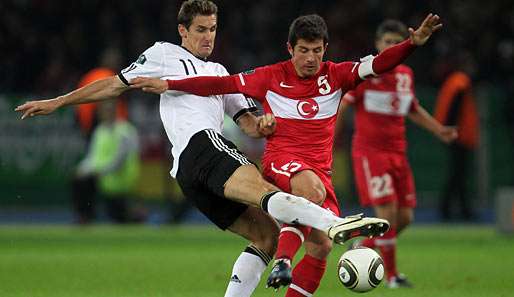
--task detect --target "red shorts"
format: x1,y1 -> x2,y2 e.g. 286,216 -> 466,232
352,150 -> 416,208
262,154 -> 340,216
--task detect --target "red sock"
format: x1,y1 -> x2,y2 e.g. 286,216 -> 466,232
275,225 -> 311,260
286,255 -> 326,297
360,237 -> 376,249
375,227 -> 398,280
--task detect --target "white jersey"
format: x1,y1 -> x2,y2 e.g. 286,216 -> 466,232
119,42 -> 257,177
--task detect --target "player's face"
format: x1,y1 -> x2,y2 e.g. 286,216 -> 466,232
179,14 -> 217,58
375,32 -> 405,53
288,39 -> 326,78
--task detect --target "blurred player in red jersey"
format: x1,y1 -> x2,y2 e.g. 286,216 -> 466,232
338,20 -> 457,288
129,13 -> 442,295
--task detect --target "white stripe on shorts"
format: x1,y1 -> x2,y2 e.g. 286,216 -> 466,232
211,131 -> 251,165
205,130 -> 250,166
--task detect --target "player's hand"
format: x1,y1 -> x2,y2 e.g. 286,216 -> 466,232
437,126 -> 458,144
258,113 -> 276,136
129,77 -> 168,94
14,98 -> 62,120
409,13 -> 442,46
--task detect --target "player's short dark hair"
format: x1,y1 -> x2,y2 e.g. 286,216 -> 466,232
288,14 -> 329,48
376,19 -> 409,39
177,0 -> 218,29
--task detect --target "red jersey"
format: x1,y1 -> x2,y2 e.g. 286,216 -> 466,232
166,39 -> 417,166
235,60 -> 362,171
343,64 -> 419,153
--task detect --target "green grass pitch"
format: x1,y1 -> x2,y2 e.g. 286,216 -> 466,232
0,224 -> 513,297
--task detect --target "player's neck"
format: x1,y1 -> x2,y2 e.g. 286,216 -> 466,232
289,60 -> 316,79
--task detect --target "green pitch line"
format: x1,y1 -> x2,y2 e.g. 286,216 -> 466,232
0,225 -> 512,297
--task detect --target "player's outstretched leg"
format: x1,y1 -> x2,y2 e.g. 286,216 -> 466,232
224,165 -> 390,244
260,191 -> 390,244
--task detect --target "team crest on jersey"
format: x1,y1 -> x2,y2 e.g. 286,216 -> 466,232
296,98 -> 319,119
136,54 -> 147,65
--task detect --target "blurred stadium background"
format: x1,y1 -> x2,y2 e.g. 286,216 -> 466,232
2,0 -> 513,222
1,1 -> 514,296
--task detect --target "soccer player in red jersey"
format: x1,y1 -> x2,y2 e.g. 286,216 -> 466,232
130,13 -> 442,295
339,20 -> 457,288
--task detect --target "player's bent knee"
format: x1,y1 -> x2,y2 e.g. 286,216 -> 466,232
292,183 -> 326,205
290,170 -> 327,205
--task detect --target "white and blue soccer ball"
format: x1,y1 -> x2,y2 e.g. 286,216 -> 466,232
337,247 -> 384,293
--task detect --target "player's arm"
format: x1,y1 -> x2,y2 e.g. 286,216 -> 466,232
129,74 -> 238,95
237,112 -> 276,138
130,75 -> 243,95
408,104 -> 458,144
130,67 -> 269,101
339,13 -> 442,87
15,76 -> 128,119
374,13 -> 442,73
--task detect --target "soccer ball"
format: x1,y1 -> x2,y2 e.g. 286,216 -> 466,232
337,247 -> 384,293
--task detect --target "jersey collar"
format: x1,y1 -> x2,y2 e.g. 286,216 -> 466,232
180,45 -> 208,62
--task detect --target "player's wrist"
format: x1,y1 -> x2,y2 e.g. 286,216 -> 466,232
55,96 -> 66,108
166,80 -> 174,90
404,38 -> 418,48
434,125 -> 445,137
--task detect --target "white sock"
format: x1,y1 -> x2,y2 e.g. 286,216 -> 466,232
224,246 -> 271,297
263,192 -> 342,232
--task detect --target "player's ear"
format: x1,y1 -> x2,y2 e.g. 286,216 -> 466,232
287,42 -> 294,57
178,24 -> 188,39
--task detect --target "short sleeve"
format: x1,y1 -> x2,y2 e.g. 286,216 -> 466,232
234,66 -> 272,101
118,43 -> 165,85
332,62 -> 362,92
224,94 -> 258,122
215,64 -> 258,122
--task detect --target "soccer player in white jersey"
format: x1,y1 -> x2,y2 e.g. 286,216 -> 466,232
15,1 -> 388,296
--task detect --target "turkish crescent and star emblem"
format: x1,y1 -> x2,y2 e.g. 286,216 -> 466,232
296,98 -> 319,119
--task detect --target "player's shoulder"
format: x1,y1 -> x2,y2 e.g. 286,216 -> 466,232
150,41 -> 183,55
325,60 -> 357,72
151,42 -> 200,59
138,41 -> 172,59
240,61 -> 282,76
395,64 -> 414,75
207,61 -> 230,75
265,60 -> 287,72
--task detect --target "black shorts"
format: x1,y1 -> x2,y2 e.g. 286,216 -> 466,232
176,129 -> 254,230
